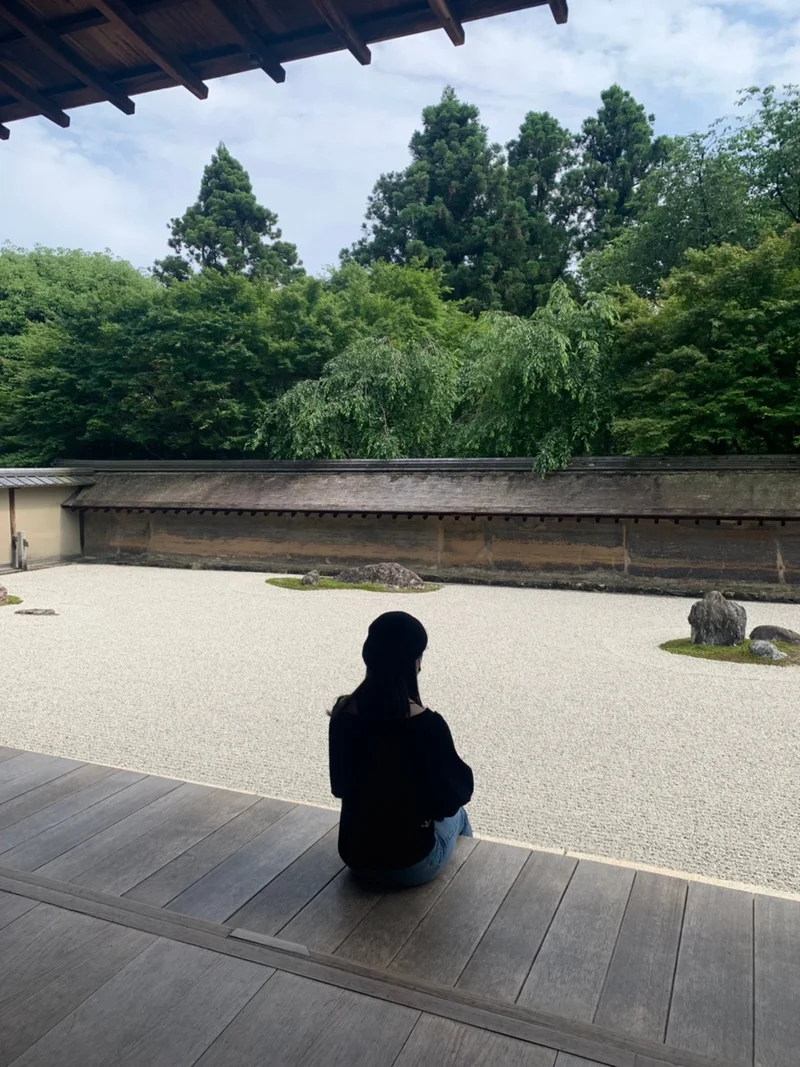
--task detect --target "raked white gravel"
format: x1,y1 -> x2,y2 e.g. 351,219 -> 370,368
2,564 -> 799,894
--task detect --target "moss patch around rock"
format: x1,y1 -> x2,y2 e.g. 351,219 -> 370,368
0,596 -> 23,607
266,577 -> 440,594
661,637 -> 800,666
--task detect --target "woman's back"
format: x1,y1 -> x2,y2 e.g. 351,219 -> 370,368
329,700 -> 473,870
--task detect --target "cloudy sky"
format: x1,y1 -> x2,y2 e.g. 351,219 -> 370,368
1,0 -> 798,275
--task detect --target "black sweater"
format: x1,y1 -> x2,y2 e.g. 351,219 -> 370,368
329,705 -> 474,870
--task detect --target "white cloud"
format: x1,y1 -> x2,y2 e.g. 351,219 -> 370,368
1,0 -> 798,273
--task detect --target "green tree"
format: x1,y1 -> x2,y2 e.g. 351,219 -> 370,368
612,229 -> 800,455
451,281 -> 618,471
346,87 -> 516,312
256,336 -> 460,459
582,130 -> 763,297
563,85 -> 669,254
499,111 -> 572,313
0,247 -> 156,464
726,85 -> 800,226
154,143 -> 303,284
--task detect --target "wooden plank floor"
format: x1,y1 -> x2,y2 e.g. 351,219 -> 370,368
1,881 -> 700,1067
0,750 -> 797,1067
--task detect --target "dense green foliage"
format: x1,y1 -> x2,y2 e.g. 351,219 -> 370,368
154,143 -> 303,285
1,84 -> 799,470
612,231 -> 800,455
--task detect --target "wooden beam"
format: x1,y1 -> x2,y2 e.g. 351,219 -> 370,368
0,0 -> 135,115
310,0 -> 371,65
549,0 -> 569,25
0,63 -> 70,127
93,0 -> 209,99
0,123 -> 9,140
0,1 -> 188,51
207,0 -> 285,84
427,0 -> 465,46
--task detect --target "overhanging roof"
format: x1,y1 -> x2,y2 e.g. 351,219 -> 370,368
61,457 -> 800,520
0,0 -> 567,139
0,467 -> 95,489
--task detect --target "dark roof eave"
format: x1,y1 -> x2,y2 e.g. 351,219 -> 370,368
62,503 -> 799,522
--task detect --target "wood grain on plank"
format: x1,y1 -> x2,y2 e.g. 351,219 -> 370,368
124,796 -> 294,907
0,762 -> 117,832
517,859 -> 634,1021
229,825 -> 344,935
0,774 -> 180,872
194,970 -> 343,1066
276,866 -> 383,954
754,893 -> 800,1067
666,882 -> 753,1066
0,888 -> 37,929
395,1014 -> 557,1067
336,836 -> 478,970
0,769 -> 144,855
74,787 -> 259,895
0,903 -> 154,1067
594,871 -> 687,1040
390,841 -> 529,986
0,753 -> 62,782
8,937 -> 249,1067
36,783 -> 212,881
298,985 -> 419,1067
105,952 -> 270,1067
0,756 -> 82,804
168,803 -> 338,922
458,850 -> 577,1001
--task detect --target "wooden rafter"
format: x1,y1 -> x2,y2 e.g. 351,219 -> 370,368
310,0 -> 371,65
549,0 -> 569,25
0,0 -> 188,50
0,62 -> 70,127
427,0 -> 465,46
0,123 -> 10,140
207,0 -> 285,84
1,0 -> 135,115
93,0 -> 209,99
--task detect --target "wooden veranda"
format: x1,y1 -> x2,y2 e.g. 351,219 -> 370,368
0,747 -> 795,1066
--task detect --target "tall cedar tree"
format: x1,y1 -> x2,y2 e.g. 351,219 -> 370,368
563,84 -> 670,253
154,143 -> 303,284
501,111 -> 572,313
346,88 -> 521,312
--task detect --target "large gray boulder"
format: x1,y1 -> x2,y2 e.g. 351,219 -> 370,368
336,562 -> 424,589
750,624 -> 800,646
688,591 -> 746,646
749,639 -> 788,661
301,570 -> 320,587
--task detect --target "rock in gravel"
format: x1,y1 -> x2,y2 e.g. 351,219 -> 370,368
15,608 -> 58,616
749,640 -> 788,661
301,570 -> 321,587
0,584 -> 7,605
336,562 -> 424,589
688,590 -> 746,646
750,624 -> 800,646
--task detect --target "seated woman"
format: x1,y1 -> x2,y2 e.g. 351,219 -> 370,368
328,610 -> 473,889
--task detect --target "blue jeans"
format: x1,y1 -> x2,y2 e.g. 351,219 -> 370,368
351,807 -> 473,889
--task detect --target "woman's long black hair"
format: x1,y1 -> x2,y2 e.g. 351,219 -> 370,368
338,611 -> 428,722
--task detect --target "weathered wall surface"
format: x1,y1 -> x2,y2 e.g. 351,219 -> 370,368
82,510 -> 800,599
6,486 -> 81,566
0,491 -> 10,569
